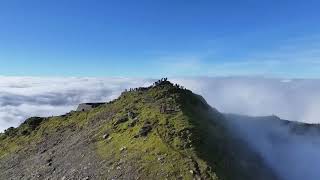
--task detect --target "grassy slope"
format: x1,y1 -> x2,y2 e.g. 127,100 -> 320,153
0,80 -> 276,179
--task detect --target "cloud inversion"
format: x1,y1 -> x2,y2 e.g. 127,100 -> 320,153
1,76 -> 320,180
0,76 -> 153,132
1,76 -> 320,131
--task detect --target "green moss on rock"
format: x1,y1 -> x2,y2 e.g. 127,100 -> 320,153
0,79 -> 278,180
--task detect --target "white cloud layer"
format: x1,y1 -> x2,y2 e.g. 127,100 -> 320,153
1,76 -> 320,132
172,77 -> 320,180
0,76 -> 153,132
225,114 -> 320,180
1,76 -> 320,179
172,77 -> 320,123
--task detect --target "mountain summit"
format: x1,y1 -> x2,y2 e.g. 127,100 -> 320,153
0,79 -> 278,180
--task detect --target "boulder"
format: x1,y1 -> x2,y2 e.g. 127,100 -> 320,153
102,133 -> 109,139
127,111 -> 136,119
120,147 -> 127,152
128,117 -> 139,127
114,116 -> 128,126
137,123 -> 152,137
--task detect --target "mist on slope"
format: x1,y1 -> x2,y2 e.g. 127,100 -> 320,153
224,114 -> 320,180
172,77 -> 320,124
172,77 -> 320,180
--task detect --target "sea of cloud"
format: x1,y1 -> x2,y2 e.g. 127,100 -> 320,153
1,76 -> 320,179
172,77 -> 320,123
1,76 -> 320,132
0,76 -> 154,132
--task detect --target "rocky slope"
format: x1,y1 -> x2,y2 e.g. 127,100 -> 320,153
0,80 -> 278,180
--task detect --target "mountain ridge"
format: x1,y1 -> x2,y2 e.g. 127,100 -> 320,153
0,79 -> 278,180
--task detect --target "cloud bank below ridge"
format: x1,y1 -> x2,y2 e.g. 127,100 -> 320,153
1,76 -> 320,132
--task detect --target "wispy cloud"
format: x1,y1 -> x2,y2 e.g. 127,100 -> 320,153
149,34 -> 320,78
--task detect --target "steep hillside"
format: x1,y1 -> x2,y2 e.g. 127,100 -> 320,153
0,80 -> 278,180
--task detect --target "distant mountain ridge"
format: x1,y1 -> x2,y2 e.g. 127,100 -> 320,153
0,79 -> 280,179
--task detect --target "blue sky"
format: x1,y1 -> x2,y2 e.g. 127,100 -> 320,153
0,0 -> 320,78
